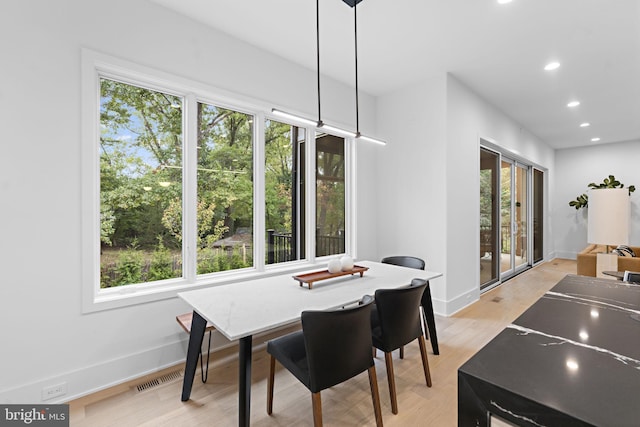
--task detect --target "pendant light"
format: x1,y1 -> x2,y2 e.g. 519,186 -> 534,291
272,0 -> 385,145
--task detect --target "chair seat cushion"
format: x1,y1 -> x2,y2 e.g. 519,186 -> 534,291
267,331 -> 311,390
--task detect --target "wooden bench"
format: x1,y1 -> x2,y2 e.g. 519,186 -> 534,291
176,312 -> 216,383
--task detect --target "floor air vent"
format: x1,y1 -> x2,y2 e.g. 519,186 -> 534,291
136,370 -> 184,393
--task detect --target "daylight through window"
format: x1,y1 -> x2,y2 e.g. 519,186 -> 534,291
100,79 -> 184,288
89,61 -> 353,302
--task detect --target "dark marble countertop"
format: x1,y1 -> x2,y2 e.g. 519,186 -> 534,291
458,274 -> 640,426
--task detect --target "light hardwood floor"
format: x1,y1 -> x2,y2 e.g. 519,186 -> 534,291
69,259 -> 577,427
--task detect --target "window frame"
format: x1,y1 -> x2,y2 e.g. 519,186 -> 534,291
81,49 -> 356,312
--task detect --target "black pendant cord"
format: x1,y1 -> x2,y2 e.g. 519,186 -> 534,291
354,2 -> 360,136
316,0 -> 322,126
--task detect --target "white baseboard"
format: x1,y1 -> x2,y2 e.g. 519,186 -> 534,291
0,338 -> 191,405
0,324 -> 297,405
442,287 -> 479,316
554,251 -> 577,260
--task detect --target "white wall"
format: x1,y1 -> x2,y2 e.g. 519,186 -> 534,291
554,139 -> 640,259
445,76 -> 555,313
375,74 -> 555,316
375,75 -> 448,311
0,0 -> 379,403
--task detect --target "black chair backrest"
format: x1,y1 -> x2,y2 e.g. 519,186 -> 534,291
381,256 -> 425,271
301,296 -> 374,393
374,282 -> 427,352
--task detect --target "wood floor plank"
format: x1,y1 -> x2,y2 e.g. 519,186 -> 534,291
69,259 -> 576,427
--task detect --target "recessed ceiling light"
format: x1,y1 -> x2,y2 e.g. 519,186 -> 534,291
544,62 -> 560,71
567,101 -> 580,108
497,0 -> 513,4
591,137 -> 601,142
580,122 -> 590,127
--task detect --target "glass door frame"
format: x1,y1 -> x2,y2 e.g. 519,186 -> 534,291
500,159 -> 530,281
532,167 -> 545,264
479,141 -> 545,291
479,147 -> 500,289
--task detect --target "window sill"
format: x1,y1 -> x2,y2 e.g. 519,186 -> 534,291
83,260 -> 328,313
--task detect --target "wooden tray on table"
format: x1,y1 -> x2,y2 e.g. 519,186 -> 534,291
293,265 -> 369,289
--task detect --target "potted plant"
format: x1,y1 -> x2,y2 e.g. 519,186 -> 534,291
569,175 -> 635,210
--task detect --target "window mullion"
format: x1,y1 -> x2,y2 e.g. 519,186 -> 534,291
345,137 -> 356,258
184,94 -> 198,282
307,128 -> 317,263
254,112 -> 266,271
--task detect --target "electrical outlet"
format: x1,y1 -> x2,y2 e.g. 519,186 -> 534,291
42,382 -> 67,401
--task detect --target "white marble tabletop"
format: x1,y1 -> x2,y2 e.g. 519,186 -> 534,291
178,260 -> 442,341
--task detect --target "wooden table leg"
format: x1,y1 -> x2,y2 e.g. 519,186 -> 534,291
181,311 -> 206,401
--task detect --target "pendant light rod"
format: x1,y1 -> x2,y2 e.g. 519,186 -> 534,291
354,1 -> 360,136
272,0 -> 385,145
316,0 -> 322,126
348,0 -> 386,145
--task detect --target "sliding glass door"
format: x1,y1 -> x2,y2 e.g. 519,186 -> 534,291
500,160 -> 528,278
480,148 -> 499,287
480,145 -> 543,289
533,168 -> 544,263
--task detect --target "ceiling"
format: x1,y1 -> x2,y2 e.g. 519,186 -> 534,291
150,0 -> 640,150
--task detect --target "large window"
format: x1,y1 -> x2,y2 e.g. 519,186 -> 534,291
316,133 -> 345,257
99,80 -> 257,288
83,51 -> 354,310
99,79 -> 184,288
196,102 -> 254,274
265,120 -> 306,265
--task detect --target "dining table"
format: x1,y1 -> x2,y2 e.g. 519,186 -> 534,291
178,260 -> 442,426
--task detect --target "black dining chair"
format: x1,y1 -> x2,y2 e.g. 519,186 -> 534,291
623,270 -> 640,284
381,256 -> 439,355
381,255 -> 425,270
370,281 -> 432,415
266,296 -> 383,427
